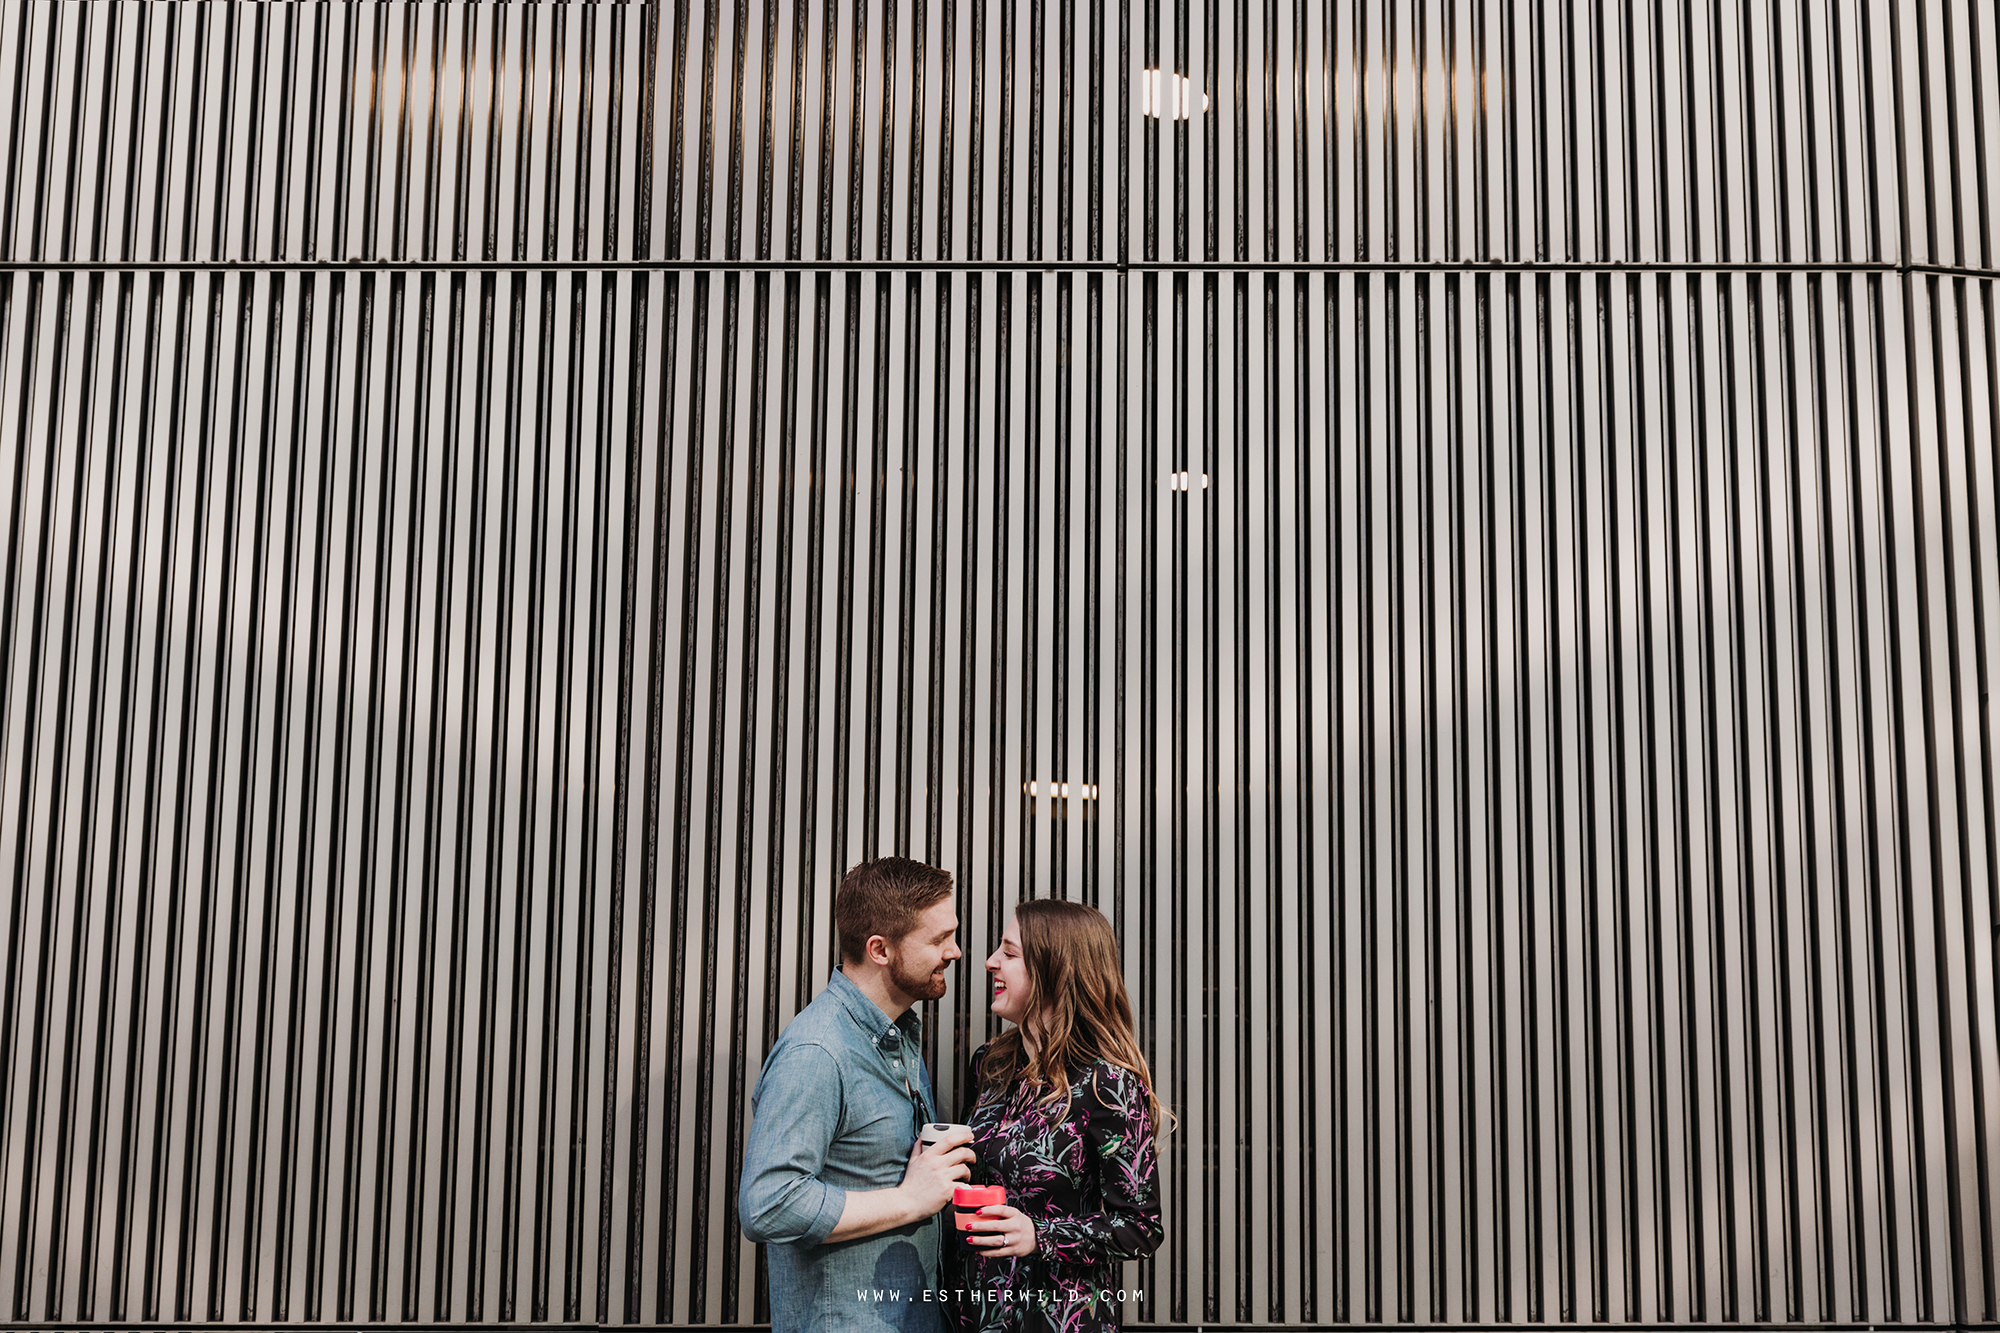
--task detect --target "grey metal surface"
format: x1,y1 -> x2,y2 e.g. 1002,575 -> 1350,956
0,1 -> 1994,1327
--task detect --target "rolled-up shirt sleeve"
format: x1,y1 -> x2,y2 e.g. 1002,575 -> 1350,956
738,1041 -> 849,1247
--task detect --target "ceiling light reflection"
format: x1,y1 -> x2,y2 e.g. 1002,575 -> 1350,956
1022,781 -> 1100,800
1140,69 -> 1207,120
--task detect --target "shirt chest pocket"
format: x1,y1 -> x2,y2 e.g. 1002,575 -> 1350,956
827,1081 -> 921,1183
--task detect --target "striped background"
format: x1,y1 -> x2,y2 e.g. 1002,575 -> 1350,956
0,0 -> 1995,1327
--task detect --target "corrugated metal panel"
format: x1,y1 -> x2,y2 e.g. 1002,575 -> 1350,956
0,1 -> 1994,1328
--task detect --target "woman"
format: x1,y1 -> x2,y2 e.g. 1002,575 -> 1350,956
947,899 -> 1171,1333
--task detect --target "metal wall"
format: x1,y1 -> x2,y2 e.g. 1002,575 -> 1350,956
0,0 -> 1995,1327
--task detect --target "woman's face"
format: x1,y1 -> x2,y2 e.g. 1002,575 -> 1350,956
984,916 -> 1032,1025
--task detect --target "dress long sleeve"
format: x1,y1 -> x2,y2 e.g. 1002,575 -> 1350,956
956,1048 -> 1166,1332
1026,1062 -> 1164,1267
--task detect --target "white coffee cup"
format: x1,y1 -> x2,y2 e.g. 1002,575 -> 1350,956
919,1121 -> 972,1150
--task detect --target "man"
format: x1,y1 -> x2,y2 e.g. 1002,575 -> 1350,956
740,857 -> 978,1333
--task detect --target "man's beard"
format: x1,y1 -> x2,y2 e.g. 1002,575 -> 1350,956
891,953 -> 949,1002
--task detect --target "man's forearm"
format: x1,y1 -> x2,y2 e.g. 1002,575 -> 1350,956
823,1183 -> 929,1243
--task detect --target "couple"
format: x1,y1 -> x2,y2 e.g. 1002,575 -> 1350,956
739,858 -> 1169,1333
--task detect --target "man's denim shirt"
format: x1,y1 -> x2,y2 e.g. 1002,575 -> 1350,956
739,969 -> 944,1333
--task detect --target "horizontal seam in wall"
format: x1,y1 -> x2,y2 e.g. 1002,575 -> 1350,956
5,1324 -> 1984,1333
0,259 -> 1992,279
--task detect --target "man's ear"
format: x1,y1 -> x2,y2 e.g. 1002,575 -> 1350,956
865,934 -> 893,967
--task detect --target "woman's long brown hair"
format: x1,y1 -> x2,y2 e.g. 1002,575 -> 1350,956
977,899 -> 1177,1138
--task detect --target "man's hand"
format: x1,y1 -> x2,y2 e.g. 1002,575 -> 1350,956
821,1128 -> 975,1243
899,1127 -> 977,1216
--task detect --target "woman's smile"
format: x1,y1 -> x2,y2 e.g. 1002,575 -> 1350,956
985,917 -> 1032,1023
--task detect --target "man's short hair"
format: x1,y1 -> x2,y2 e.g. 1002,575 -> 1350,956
834,858 -> 954,964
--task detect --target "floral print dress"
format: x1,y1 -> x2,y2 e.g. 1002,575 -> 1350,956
943,1043 -> 1164,1333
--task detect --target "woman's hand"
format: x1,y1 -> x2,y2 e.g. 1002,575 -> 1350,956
963,1204 -> 1038,1258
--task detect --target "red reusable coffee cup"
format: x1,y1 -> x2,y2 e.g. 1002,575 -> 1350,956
952,1184 -> 1007,1231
